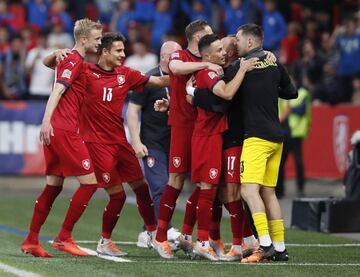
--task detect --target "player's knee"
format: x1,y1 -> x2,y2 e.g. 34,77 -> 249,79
105,184 -> 124,195
168,173 -> 185,189
128,178 -> 146,189
241,183 -> 258,202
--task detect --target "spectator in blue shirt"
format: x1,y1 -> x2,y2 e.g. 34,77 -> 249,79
256,0 -> 287,53
110,0 -> 135,38
218,0 -> 251,35
0,35 -> 26,99
335,17 -> 360,102
151,0 -> 179,53
133,0 -> 156,23
50,0 -> 73,34
181,0 -> 212,23
27,0 -> 50,30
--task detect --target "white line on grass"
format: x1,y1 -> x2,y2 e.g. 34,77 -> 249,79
79,246 -> 132,263
140,261 -> 360,267
72,241 -> 360,247
0,262 -> 41,277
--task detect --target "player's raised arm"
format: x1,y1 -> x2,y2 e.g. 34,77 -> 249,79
211,58 -> 257,100
169,59 -> 223,76
43,49 -> 72,69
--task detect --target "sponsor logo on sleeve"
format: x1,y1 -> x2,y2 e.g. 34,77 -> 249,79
208,72 -> 218,79
171,52 -> 180,59
61,69 -> 72,79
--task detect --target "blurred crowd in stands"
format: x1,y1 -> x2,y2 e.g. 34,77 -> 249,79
0,0 -> 360,105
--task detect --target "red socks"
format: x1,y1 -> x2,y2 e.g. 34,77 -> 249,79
156,185 -> 181,242
101,191 -> 126,239
26,184 -> 62,244
181,186 -> 200,235
224,200 -> 246,245
57,184 -> 97,241
197,188 -> 217,241
133,183 -> 156,232
209,196 -> 222,241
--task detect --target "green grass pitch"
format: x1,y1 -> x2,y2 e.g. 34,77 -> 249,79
0,195 -> 359,277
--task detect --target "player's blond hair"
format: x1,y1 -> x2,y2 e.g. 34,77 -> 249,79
73,18 -> 102,42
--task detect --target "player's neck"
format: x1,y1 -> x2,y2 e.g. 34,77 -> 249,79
187,42 -> 200,56
97,58 -> 115,71
73,44 -> 86,58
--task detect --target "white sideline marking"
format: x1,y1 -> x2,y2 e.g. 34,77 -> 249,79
79,247 -> 132,263
0,262 -> 41,277
71,241 -> 360,248
141,261 -> 360,267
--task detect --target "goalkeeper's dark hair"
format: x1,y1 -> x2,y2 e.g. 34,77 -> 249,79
99,32 -> 126,53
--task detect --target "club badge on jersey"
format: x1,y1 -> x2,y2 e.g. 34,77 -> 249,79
82,159 -> 91,170
173,157 -> 181,168
209,168 -> 218,179
102,172 -> 111,183
117,75 -> 125,87
147,157 -> 155,168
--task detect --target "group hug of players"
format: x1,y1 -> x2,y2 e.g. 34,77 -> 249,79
20,17 -> 297,263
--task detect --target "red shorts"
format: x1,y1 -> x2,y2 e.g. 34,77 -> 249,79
169,126 -> 194,173
221,146 -> 242,184
86,141 -> 144,188
43,128 -> 94,177
191,134 -> 222,184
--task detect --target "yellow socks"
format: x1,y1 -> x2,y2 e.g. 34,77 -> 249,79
268,219 -> 285,251
252,212 -> 271,246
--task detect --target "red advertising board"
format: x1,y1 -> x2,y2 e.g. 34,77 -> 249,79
286,105 -> 360,179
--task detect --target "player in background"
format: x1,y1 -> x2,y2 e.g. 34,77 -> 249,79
189,34 -> 256,261
46,32 -> 170,257
153,19 -> 224,259
126,41 -> 183,249
21,18 -> 103,258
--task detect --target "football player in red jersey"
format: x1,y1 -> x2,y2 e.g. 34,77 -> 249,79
153,19 -> 226,259
45,32 -> 170,257
189,34 -> 256,260
21,18 -> 103,258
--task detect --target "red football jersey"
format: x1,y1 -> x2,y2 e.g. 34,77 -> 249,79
52,50 -> 86,132
193,69 -> 228,136
168,49 -> 200,127
80,63 -> 149,144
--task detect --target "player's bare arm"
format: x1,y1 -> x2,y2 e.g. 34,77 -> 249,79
39,83 -> 67,145
126,102 -> 149,158
212,57 -> 258,100
169,59 -> 224,76
146,75 -> 170,88
43,49 -> 72,69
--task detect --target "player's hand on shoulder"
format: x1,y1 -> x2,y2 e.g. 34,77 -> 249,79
206,62 -> 224,76
55,48 -> 72,63
240,57 -> 258,72
133,142 -> 148,158
39,121 -> 54,146
154,98 -> 169,112
264,50 -> 277,63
